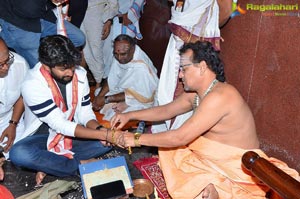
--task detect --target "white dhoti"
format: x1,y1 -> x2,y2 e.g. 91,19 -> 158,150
81,0 -> 118,83
155,0 -> 220,133
100,46 -> 159,120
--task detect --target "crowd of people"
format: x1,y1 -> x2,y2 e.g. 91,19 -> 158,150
0,0 -> 299,198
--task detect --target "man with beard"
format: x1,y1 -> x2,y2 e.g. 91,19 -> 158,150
10,35 -> 117,186
0,38 -> 29,181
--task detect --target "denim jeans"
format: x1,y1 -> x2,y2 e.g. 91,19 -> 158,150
0,18 -> 85,68
10,134 -> 111,177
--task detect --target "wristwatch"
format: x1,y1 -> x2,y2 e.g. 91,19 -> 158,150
134,133 -> 142,147
96,125 -> 103,130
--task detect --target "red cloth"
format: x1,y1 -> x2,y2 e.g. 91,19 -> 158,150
133,157 -> 170,199
0,185 -> 14,199
40,67 -> 78,159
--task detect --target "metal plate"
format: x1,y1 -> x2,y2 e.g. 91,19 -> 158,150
133,179 -> 154,198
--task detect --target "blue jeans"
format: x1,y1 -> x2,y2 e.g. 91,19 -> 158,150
10,134 -> 111,177
0,19 -> 85,68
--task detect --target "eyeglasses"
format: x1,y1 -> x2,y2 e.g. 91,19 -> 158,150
0,52 -> 14,69
179,63 -> 194,73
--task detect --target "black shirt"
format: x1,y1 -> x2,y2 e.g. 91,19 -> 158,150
0,0 -> 57,33
35,81 -> 68,134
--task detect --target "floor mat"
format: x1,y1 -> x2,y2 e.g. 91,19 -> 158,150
133,157 -> 170,199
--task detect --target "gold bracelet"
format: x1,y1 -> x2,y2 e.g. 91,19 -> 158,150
111,129 -> 115,145
134,133 -> 142,147
128,147 -> 132,155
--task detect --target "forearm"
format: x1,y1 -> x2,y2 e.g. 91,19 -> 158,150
105,93 -> 125,103
85,119 -> 102,130
128,92 -> 195,122
137,130 -> 186,148
127,104 -> 176,122
10,97 -> 25,123
97,80 -> 109,97
74,124 -> 106,140
74,124 -> 121,144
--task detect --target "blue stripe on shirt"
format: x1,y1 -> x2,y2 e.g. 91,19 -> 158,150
81,100 -> 90,106
83,94 -> 90,100
34,105 -> 57,118
29,99 -> 53,111
82,94 -> 90,106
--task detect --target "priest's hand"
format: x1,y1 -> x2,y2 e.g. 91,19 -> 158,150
110,113 -> 130,130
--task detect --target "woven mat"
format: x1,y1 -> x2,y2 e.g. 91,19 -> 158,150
133,157 -> 170,199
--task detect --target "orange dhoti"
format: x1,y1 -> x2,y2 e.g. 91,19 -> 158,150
158,137 -> 299,199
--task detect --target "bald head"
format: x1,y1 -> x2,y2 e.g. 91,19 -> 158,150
0,38 -> 9,59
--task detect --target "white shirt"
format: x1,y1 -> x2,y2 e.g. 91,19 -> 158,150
0,52 -> 29,157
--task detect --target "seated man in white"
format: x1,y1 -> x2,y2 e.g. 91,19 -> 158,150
0,38 -> 29,180
93,34 -> 159,121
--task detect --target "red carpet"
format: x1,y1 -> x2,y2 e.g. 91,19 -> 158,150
133,157 -> 170,199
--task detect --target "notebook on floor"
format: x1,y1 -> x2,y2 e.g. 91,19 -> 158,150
79,156 -> 133,199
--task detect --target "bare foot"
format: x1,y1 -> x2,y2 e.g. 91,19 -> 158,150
80,158 -> 98,164
201,184 -> 219,199
0,166 -> 4,181
0,157 -> 5,180
36,171 -> 47,186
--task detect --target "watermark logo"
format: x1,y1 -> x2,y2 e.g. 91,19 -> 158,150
230,2 -> 299,17
246,3 -> 299,17
231,0 -> 247,18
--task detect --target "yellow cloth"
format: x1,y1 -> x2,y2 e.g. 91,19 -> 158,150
158,136 -> 299,199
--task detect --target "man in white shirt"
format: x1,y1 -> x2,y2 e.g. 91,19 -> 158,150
0,38 -> 29,180
9,35 -> 118,186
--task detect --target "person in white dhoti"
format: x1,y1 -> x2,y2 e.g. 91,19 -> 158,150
112,0 -> 145,40
0,38 -> 29,180
93,34 -> 159,121
153,0 -> 221,133
100,0 -> 146,86
81,0 -> 118,89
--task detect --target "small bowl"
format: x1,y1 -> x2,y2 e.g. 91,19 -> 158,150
133,179 -> 154,198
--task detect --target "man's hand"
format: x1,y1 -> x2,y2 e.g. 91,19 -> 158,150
117,131 -> 135,148
101,20 -> 112,40
112,102 -> 128,113
92,95 -> 105,111
122,13 -> 132,26
110,113 -> 130,130
0,126 -> 16,153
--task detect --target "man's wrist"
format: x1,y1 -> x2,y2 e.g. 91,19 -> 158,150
106,18 -> 113,24
134,133 -> 142,147
96,125 -> 103,130
9,120 -> 18,126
